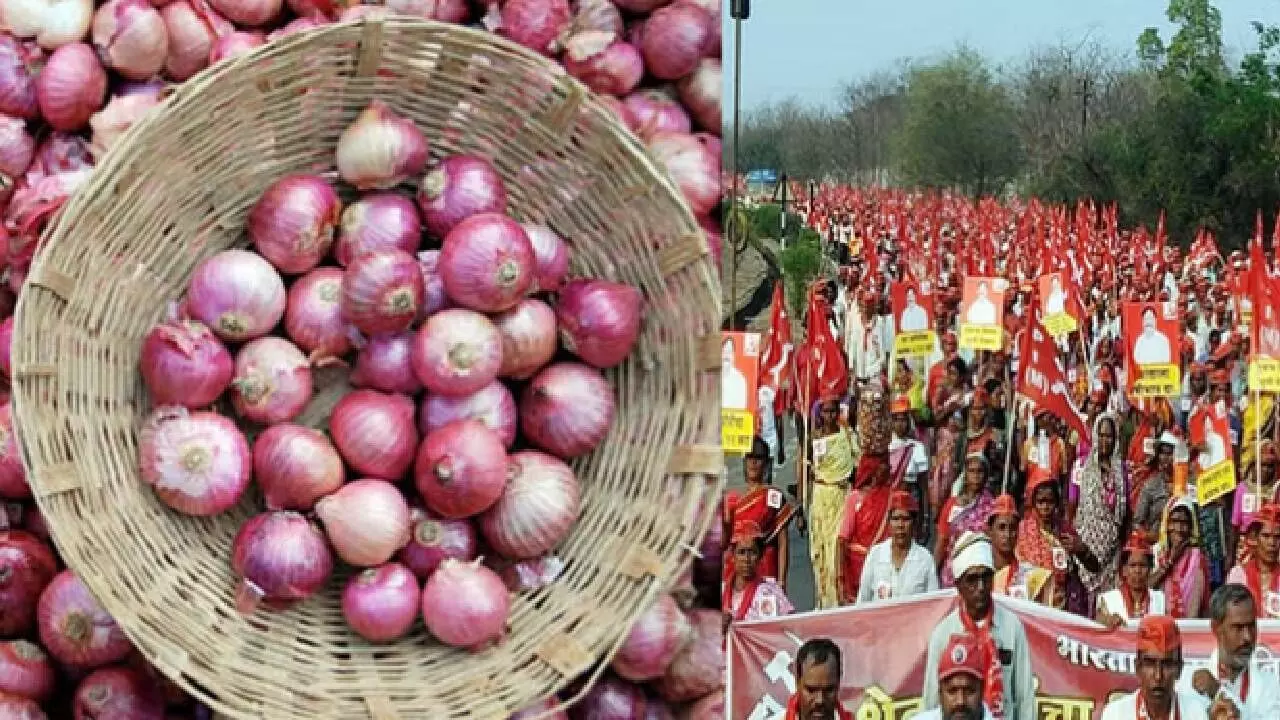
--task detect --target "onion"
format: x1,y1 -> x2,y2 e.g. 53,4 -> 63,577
601,95 -> 640,132
207,0 -> 278,27
677,57 -> 719,132
0,641 -> 55,701
647,131 -> 719,216
439,213 -> 535,313
329,389 -> 418,480
0,531 -> 56,636
497,0 -> 571,55
411,308 -> 503,397
479,450 -> 579,559
247,174 -> 341,275
231,511 -> 333,610
571,0 -> 622,34
0,38 -> 37,119
611,594 -> 691,681
229,337 -> 313,425
420,380 -> 517,447
654,608 -> 723,703
0,115 -> 33,178
420,558 -> 508,649
88,91 -> 162,159
22,505 -> 48,543
338,4 -> 390,20
382,0 -> 468,21
32,128 -> 90,172
186,249 -> 286,342
0,402 -> 25,499
520,362 -> 615,459
0,694 -> 44,719
207,30 -> 261,63
284,267 -> 352,362
491,298 -> 557,381
139,406 -> 251,516
316,478 -> 412,567
613,0 -> 669,11
252,423 -> 344,511
682,691 -> 724,720
92,0 -> 169,81
522,223 -> 569,293
495,553 -> 565,592
334,192 -> 421,267
417,249 -> 449,318
397,506 -> 477,579
622,89 -> 690,138
341,562 -> 420,642
336,101 -> 429,190
556,279 -> 642,368
351,330 -> 421,394
639,1 -> 710,80
341,248 -> 424,335
139,312 -> 233,408
36,42 -> 106,132
159,0 -> 210,80
416,154 -> 506,240
5,0 -> 94,49
570,675 -> 648,720
37,570 -> 132,668
415,419 -> 508,519
73,666 -> 165,720
563,32 -> 643,96
512,698 -> 567,720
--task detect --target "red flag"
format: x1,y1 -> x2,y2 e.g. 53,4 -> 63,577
757,280 -> 793,416
1019,304 -> 1089,441
795,287 -> 848,412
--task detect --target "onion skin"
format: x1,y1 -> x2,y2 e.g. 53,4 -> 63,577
207,30 -> 262,63
336,100 -> 430,190
0,37 -> 38,120
653,609 -> 724,703
383,0 -> 468,21
416,154 -> 506,240
420,380 -> 517,448
676,57 -> 719,133
159,0 -> 212,80
622,89 -> 690,138
411,308 -> 503,398
341,248 -> 424,336
284,267 -> 352,362
417,249 -> 450,319
0,640 -> 53,702
569,675 -> 648,720
0,401 -> 27,499
682,691 -> 724,720
520,362 -> 616,459
186,249 -> 286,342
562,32 -> 643,97
247,174 -> 341,275
646,131 -> 720,217
440,212 -> 535,313
492,298 -> 558,381
420,558 -> 509,649
252,423 -> 344,511
350,330 -> 421,395
229,337 -> 313,425
521,223 -> 569,293
37,570 -> 133,669
334,192 -> 422,267
231,511 -> 333,609
208,0 -> 280,28
315,479 -> 412,567
138,406 -> 252,516
329,389 -> 418,480
499,0 -> 572,56
0,530 -> 56,636
92,0 -> 170,81
414,419 -> 509,519
610,594 -> 691,682
555,279 -> 643,369
640,1 -> 711,80
397,506 -> 478,580
73,666 -> 166,720
139,316 -> 234,408
36,43 -> 107,132
479,450 -> 579,559
0,114 -> 34,178
341,562 -> 420,642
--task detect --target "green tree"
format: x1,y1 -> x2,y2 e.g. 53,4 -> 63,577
779,229 -> 824,321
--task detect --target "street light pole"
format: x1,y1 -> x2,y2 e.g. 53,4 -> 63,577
727,0 -> 747,330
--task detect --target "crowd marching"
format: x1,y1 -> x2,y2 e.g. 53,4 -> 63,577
723,185 -> 1280,720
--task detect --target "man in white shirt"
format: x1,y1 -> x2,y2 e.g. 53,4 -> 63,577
913,634 -> 996,720
900,288 -> 930,333
1101,615 -> 1210,720
1134,307 -> 1173,365
855,490 -> 938,604
1178,583 -> 1280,719
966,283 -> 998,326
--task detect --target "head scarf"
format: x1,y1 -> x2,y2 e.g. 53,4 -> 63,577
1073,413 -> 1127,592
1158,496 -> 1201,551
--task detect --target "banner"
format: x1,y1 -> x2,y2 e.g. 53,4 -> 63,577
1250,275 -> 1280,391
1189,402 -> 1237,504
723,332 -> 761,454
728,591 -> 1280,720
1123,301 -> 1181,398
1039,272 -> 1078,337
959,277 -> 1006,351
891,280 -> 936,357
1019,306 -> 1089,442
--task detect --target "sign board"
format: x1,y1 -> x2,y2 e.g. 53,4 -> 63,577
723,331 -> 762,454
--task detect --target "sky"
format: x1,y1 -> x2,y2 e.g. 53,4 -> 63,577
722,0 -> 1278,113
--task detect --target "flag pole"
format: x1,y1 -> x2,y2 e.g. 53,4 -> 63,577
1001,352 -> 1017,495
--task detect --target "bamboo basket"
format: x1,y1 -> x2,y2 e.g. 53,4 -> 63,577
10,18 -> 722,720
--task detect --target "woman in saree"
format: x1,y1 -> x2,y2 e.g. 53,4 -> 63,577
1070,413 -> 1128,606
933,452 -> 996,587
929,355 -> 969,429
805,393 -> 857,609
723,437 -> 794,601
929,409 -> 965,530
1232,425 -> 1280,566
1016,470 -> 1095,616
1150,495 -> 1209,618
723,522 -> 794,629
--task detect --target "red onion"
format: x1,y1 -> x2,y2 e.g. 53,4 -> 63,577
253,423 -> 344,511
420,380 -> 517,447
329,389 -> 418,480
316,478 -> 411,567
73,666 -> 165,720
247,174 -> 341,275
611,594 -> 691,681
0,402 -> 25,499
479,450 -> 579,559
654,609 -> 723,703
512,698 -> 567,720
520,362 -> 615,459
139,312 -> 233,408
521,223 -> 569,293
36,43 -> 107,132
622,89 -> 690,138
159,0 -> 211,80
495,553 -> 564,592
556,279 -> 642,368
397,506 -> 477,580
186,249 -> 286,342
493,298 -> 557,380
0,694 -> 44,719
677,57 -> 719,132
0,37 -> 39,120
284,267 -> 352,362
139,406 -> 251,516
22,505 -> 48,543
92,0 -> 169,81
341,562 -> 420,642
334,192 -> 421,267
440,213 -> 535,313
601,95 -> 640,132
0,501 -> 23,529
336,101 -> 429,190
0,115 -> 33,178
640,1 -> 710,80
613,0 -> 669,11
351,330 -> 421,394
0,641 -> 54,701
647,131 -> 719,216
208,0 -> 279,27
563,32 -> 643,96
411,308 -> 503,397
231,511 -> 333,610
570,675 -> 648,720
683,691 -> 724,720
0,530 -> 56,635
382,0 -> 468,21
207,30 -> 261,63
417,249 -> 450,318
342,248 -> 424,335
229,337 -> 313,425
416,154 -> 506,240
415,419 -> 509,519
497,0 -> 571,55
572,0 -> 622,34
420,558 -> 508,649
88,91 -> 162,159
37,570 -> 132,668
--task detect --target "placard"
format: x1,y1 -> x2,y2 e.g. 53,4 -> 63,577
958,277 -> 1005,351
722,331 -> 762,454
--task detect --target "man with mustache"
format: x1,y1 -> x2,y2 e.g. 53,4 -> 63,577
912,634 -> 995,720
1100,615 -> 1209,720
786,638 -> 851,720
1178,583 -> 1280,718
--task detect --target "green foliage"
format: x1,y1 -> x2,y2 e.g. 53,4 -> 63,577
750,203 -> 804,242
779,229 -> 824,319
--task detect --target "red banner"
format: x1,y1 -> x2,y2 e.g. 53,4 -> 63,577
727,591 -> 1280,720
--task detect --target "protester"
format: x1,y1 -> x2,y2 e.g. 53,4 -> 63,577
889,393 -> 932,541
788,638 -> 851,720
1069,414 -> 1127,606
1225,503 -> 1280,619
724,522 -> 794,626
855,490 -> 938,604
1099,615 -> 1211,720
912,634 -> 997,720
1097,531 -> 1169,627
1152,496 -> 1211,618
723,437 -> 794,597
806,393 -> 858,609
935,453 -> 998,587
1179,583 -> 1280,718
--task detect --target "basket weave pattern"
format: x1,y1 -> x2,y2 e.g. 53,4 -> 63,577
10,18 -> 722,720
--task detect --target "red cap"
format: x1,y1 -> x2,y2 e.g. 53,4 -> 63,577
938,633 -> 988,683
989,493 -> 1018,520
731,521 -> 763,547
1136,615 -> 1181,655
890,394 -> 912,414
1122,531 -> 1153,559
889,490 -> 918,515
1250,503 -> 1280,532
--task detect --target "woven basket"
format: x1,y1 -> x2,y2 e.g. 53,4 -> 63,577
10,18 -> 722,720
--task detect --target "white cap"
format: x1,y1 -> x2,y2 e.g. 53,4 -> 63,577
950,531 -> 994,580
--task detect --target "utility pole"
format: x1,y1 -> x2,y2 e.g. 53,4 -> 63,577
1078,76 -> 1092,137
727,0 -> 748,330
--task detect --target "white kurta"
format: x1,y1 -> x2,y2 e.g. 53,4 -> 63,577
922,605 -> 1036,720
855,539 -> 938,605
1100,690 -> 1209,720
1097,589 -> 1168,624
1176,649 -> 1280,719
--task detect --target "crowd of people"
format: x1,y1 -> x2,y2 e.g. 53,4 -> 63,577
722,186 -> 1280,719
